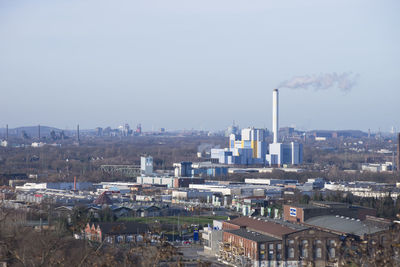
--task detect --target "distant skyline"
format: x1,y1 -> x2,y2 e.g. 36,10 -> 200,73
0,0 -> 399,132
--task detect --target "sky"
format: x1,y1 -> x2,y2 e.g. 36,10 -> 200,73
0,0 -> 399,132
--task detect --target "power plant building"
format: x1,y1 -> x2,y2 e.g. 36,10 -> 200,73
212,127 -> 267,165
212,89 -> 303,166
140,156 -> 153,175
266,142 -> 303,166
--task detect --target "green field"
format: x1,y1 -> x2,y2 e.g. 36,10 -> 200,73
118,215 -> 228,226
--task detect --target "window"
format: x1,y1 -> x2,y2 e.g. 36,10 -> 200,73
269,243 -> 274,250
288,239 -> 294,245
329,248 -> 335,258
288,248 -> 295,258
315,247 -> 322,258
260,244 -> 265,250
277,243 -> 282,250
302,248 -> 308,258
268,249 -> 274,260
315,239 -> 322,245
329,239 -> 336,246
301,240 -> 308,246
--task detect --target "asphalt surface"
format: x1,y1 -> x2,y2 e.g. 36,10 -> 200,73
178,244 -> 227,267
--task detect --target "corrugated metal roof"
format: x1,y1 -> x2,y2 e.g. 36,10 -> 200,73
305,215 -> 387,237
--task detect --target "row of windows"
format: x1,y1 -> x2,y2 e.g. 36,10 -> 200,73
287,247 -> 335,259
261,240 -> 336,254
288,239 -> 336,246
260,245 -> 336,259
260,243 -> 282,250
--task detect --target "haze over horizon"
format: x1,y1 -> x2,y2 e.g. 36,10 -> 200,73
0,0 -> 399,132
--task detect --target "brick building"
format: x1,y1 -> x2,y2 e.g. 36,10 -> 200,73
219,216 -> 341,267
222,216 -> 306,239
221,229 -> 280,266
218,212 -> 394,267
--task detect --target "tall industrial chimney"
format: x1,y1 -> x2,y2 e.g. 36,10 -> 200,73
272,89 -> 279,143
38,124 -> 41,140
397,133 -> 400,172
77,124 -> 80,142
6,124 -> 8,140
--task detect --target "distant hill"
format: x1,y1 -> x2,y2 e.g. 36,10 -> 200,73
308,129 -> 368,138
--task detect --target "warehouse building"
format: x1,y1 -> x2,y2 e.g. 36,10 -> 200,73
283,201 -> 376,223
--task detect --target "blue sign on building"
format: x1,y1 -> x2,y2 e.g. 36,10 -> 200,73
290,207 -> 297,216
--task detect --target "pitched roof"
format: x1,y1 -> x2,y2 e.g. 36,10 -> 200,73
94,221 -> 149,235
228,216 -> 306,239
54,206 -> 74,211
111,205 -> 133,211
93,192 -> 113,205
226,229 -> 280,243
145,205 -> 161,211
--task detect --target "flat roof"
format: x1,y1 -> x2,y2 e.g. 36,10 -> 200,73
305,215 -> 388,237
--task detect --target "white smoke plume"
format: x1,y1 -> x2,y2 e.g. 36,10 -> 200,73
279,72 -> 359,91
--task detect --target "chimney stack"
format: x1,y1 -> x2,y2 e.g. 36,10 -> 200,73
77,124 -> 80,142
272,89 -> 279,143
74,176 -> 77,191
6,124 -> 8,140
38,124 -> 41,140
397,133 -> 400,172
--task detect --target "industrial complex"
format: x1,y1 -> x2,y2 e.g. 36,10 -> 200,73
212,89 -> 303,166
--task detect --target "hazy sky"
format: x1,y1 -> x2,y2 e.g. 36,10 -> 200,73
0,0 -> 399,132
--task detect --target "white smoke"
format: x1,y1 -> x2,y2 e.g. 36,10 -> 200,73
279,72 -> 359,91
